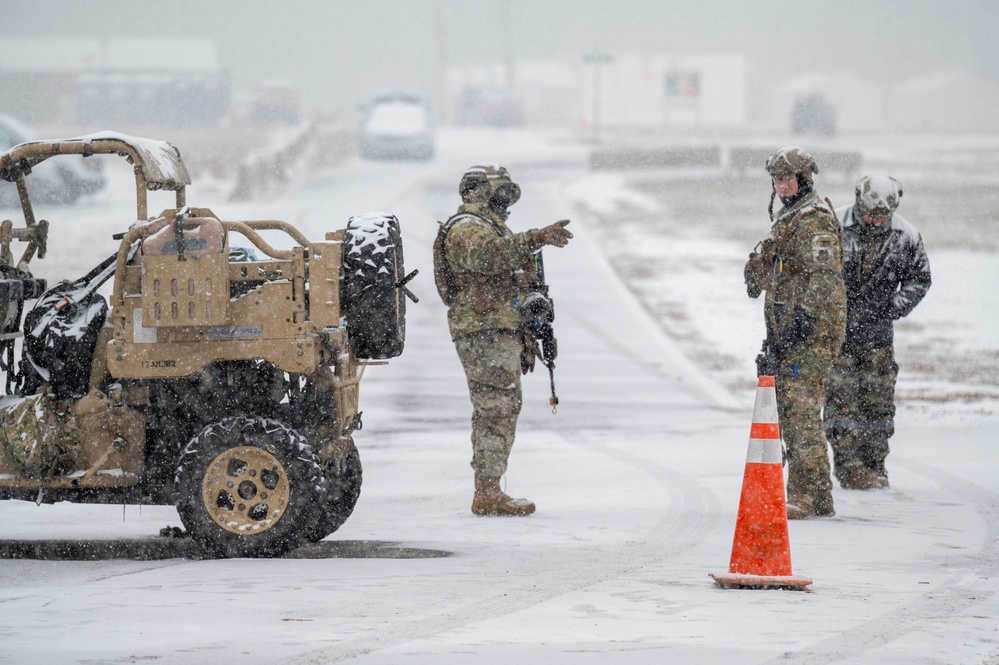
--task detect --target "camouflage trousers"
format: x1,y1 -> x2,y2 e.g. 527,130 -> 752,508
776,341 -> 835,505
823,345 -> 897,481
454,330 -> 523,479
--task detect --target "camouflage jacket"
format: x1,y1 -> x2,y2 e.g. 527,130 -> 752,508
435,202 -> 539,340
836,205 -> 931,353
746,192 -> 847,348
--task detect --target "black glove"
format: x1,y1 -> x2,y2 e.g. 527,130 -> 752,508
520,333 -> 538,375
755,340 -> 779,377
526,220 -> 573,250
744,239 -> 775,298
773,307 -> 815,356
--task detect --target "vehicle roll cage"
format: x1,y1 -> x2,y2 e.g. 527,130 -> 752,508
0,131 -> 192,224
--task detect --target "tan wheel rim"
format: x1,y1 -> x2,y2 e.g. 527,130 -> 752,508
201,446 -> 291,535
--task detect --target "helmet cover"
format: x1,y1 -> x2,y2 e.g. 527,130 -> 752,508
765,146 -> 819,183
855,175 -> 902,216
459,163 -> 521,205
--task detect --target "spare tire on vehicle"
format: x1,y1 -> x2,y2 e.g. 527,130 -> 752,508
341,213 -> 408,359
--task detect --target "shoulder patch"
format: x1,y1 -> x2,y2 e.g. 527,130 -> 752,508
812,234 -> 835,263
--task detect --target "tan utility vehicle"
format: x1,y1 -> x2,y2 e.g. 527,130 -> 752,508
0,133 -> 415,557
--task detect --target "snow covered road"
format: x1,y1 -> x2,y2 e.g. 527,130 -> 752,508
0,129 -> 996,664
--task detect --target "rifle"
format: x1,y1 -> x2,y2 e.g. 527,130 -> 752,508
755,303 -> 785,378
522,251 -> 559,413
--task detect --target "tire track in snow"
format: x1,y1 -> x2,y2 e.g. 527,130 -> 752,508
288,429 -> 718,664
567,428 -> 720,561
287,154 -> 721,662
759,456 -> 999,665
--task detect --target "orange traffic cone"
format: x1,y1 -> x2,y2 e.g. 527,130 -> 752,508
709,375 -> 812,590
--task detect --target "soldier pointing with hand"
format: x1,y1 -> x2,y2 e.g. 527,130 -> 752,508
434,164 -> 572,517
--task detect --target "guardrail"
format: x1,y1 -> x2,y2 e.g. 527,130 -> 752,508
590,144 -> 861,180
229,120 -> 355,201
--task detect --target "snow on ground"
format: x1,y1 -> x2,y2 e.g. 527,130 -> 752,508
0,128 -> 997,664
564,146 -> 999,418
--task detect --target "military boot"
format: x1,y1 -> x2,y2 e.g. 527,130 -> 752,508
786,493 -> 835,519
472,476 -> 535,516
813,491 -> 836,516
786,494 -> 815,520
838,465 -> 883,490
869,460 -> 890,489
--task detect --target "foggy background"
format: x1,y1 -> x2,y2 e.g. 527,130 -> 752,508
2,0 -> 997,124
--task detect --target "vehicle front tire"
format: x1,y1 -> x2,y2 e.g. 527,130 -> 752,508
175,416 -> 326,558
305,437 -> 362,542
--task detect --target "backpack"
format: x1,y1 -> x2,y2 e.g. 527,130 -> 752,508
432,213 -> 501,306
19,254 -> 117,399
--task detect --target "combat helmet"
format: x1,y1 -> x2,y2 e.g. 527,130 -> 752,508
459,163 -> 521,206
855,175 -> 902,216
765,146 -> 819,219
765,146 -> 819,185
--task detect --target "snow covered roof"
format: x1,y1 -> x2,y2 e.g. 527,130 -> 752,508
0,131 -> 191,190
890,70 -> 986,94
81,131 -> 192,189
774,71 -> 877,93
0,38 -> 220,72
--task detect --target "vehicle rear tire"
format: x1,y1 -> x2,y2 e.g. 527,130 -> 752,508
305,437 -> 362,542
175,416 -> 326,558
341,213 -> 407,359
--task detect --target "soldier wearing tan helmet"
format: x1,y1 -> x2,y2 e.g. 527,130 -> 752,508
824,176 -> 931,490
433,164 -> 573,516
744,146 -> 847,519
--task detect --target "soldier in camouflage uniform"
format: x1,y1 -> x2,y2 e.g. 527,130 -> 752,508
433,164 -> 572,516
824,176 -> 931,490
744,147 -> 847,519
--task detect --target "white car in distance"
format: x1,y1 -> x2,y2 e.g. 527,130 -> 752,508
359,94 -> 435,161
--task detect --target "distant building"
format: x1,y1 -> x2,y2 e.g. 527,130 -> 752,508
0,38 -> 229,128
886,71 -> 999,133
446,59 -> 577,128
447,53 -> 745,131
770,70 -> 999,136
577,53 -> 746,130
770,73 -> 885,135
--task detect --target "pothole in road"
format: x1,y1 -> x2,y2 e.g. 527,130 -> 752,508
0,539 -> 453,561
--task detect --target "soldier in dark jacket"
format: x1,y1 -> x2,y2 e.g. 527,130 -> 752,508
744,147 -> 847,519
433,164 -> 572,516
824,176 -> 931,489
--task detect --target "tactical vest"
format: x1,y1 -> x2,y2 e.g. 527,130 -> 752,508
765,195 -> 846,346
433,212 -> 504,306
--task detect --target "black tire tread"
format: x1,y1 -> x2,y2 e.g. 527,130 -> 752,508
342,214 -> 406,359
175,416 -> 326,558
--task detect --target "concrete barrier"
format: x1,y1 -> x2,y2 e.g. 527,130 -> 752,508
589,145 -> 721,171
589,143 -> 861,182
728,146 -> 861,181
